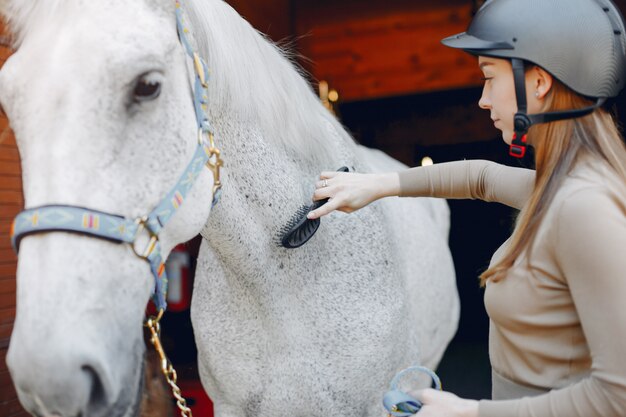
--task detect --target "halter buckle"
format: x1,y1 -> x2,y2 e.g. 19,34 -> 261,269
132,216 -> 159,259
203,131 -> 223,191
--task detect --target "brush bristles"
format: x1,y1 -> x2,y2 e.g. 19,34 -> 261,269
277,204 -> 321,248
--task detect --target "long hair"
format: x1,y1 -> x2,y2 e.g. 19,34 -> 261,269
480,79 -> 626,285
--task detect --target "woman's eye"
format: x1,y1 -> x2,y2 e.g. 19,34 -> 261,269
481,77 -> 493,82
133,74 -> 162,102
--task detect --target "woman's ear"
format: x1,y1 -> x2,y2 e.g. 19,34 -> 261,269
531,65 -> 553,100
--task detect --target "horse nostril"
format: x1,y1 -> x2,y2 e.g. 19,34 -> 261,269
81,365 -> 109,415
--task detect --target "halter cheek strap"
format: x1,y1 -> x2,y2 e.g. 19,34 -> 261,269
10,0 -> 223,312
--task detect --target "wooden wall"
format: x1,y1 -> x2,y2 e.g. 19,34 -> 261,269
294,0 -> 482,102
226,0 -> 292,42
0,20 -> 27,417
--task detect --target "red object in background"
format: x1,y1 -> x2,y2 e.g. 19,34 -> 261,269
178,379 -> 214,417
165,244 -> 192,312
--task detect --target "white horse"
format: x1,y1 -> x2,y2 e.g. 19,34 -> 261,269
0,1 -> 459,416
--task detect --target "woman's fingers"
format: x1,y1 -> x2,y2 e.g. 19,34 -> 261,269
309,171 -> 376,219
319,171 -> 339,180
414,388 -> 437,404
312,186 -> 333,202
316,171 -> 345,189
315,179 -> 331,189
408,389 -> 479,417
307,198 -> 342,219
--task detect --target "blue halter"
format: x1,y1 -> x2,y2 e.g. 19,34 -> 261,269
10,1 -> 222,312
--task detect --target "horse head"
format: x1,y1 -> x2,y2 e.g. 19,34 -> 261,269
0,1 -> 217,415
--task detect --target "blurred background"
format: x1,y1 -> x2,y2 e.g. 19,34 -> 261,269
2,1 -> 626,416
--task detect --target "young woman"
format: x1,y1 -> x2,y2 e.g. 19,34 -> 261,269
308,1 -> 626,416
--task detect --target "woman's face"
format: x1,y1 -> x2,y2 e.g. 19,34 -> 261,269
477,56 -> 548,145
478,56 -> 518,144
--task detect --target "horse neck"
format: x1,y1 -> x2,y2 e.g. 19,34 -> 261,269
184,0 -> 356,169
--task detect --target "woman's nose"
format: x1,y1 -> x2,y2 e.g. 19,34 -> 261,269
478,88 -> 491,110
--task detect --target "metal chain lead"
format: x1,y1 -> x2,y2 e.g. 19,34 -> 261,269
146,313 -> 193,417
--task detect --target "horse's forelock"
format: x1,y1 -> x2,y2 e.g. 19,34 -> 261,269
2,0 -> 63,47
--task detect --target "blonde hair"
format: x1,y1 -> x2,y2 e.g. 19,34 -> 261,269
480,79 -> 626,285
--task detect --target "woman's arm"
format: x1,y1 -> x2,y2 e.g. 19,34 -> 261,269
308,160 -> 535,219
398,160 -> 534,209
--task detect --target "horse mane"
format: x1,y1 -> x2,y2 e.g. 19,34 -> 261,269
184,0 -> 356,166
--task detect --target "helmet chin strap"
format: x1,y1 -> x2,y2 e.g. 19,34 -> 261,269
510,58 -> 606,158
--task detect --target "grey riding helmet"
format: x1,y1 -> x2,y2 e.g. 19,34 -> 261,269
441,0 -> 626,157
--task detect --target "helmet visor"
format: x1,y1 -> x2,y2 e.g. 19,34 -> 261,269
442,32 -> 514,53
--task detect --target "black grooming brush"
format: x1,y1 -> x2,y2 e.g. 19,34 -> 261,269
279,166 -> 350,249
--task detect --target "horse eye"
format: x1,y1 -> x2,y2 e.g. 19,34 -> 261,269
133,74 -> 162,102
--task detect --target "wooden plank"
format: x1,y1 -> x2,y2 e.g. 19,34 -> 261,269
0,263 -> 17,279
0,235 -> 15,251
0,129 -> 16,147
1,398 -> 28,417
0,161 -> 21,176
321,65 -> 480,101
0,46 -> 12,60
0,279 -> 15,295
0,191 -> 23,206
0,204 -> 21,219
0,371 -> 21,405
0,308 -> 16,326
0,249 -> 17,263
226,0 -> 292,41
0,274 -> 16,282
0,176 -> 22,191
0,113 -> 9,132
0,320 -> 14,341
0,292 -> 15,309
296,0 -> 469,25
295,0 -> 481,101
0,368 -> 14,385
0,146 -> 19,162
299,6 -> 469,41
0,219 -> 14,235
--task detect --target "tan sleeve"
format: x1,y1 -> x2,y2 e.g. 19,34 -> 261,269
478,186 -> 626,417
397,160 -> 535,210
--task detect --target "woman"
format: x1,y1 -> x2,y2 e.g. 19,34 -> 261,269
308,1 -> 626,416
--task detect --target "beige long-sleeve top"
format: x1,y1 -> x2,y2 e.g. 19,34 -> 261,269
398,158 -> 626,417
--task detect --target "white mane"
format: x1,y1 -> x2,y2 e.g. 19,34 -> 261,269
184,0 -> 355,166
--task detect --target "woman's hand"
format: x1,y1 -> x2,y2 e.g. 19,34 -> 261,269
307,171 -> 400,219
412,389 -> 479,417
